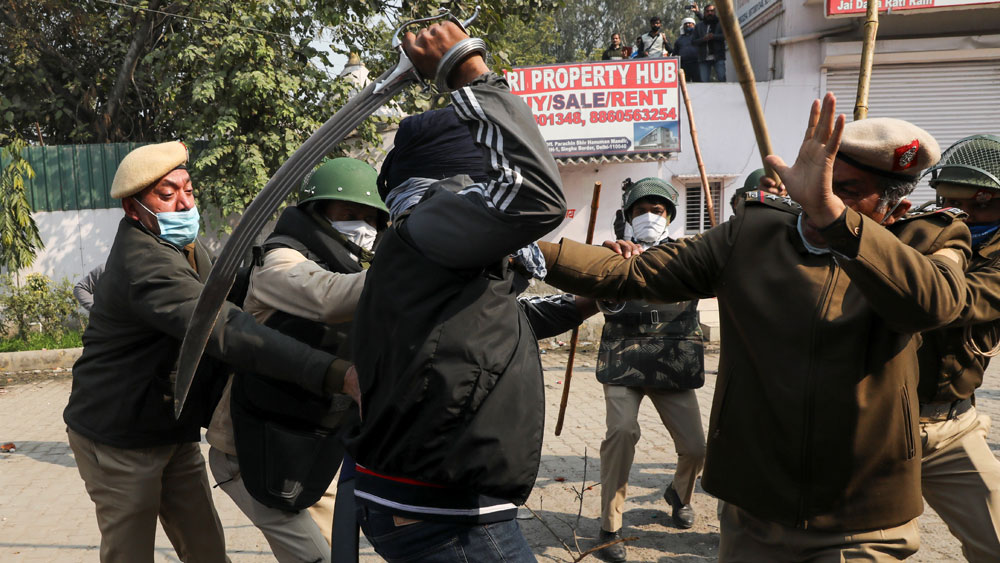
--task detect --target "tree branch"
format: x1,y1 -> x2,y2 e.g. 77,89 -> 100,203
97,0 -> 164,142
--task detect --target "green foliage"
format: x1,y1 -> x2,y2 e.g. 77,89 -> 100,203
490,11 -> 560,67
491,0 -> 692,65
0,329 -> 83,353
0,0 -> 560,232
0,274 -> 82,342
0,138 -> 44,272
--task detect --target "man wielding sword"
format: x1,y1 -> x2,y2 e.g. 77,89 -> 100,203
345,21 -> 566,561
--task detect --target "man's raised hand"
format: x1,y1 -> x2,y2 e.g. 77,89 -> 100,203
402,22 -> 489,89
764,93 -> 846,228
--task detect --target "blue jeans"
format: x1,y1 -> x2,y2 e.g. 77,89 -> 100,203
358,505 -> 536,562
699,59 -> 726,82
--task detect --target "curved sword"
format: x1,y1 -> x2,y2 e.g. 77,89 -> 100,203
174,7 -> 481,418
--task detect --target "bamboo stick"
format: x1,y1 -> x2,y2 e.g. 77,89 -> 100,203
679,69 -> 716,227
854,0 -> 879,121
714,0 -> 778,185
555,181 -> 602,436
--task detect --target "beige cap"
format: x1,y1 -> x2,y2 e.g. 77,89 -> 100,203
837,118 -> 940,181
110,141 -> 188,199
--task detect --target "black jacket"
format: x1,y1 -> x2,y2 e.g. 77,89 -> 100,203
347,74 -> 566,522
693,19 -> 726,62
64,217 -> 339,448
674,33 -> 699,66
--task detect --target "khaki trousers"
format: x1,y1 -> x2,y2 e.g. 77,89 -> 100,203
209,447 -> 331,563
920,406 -> 1000,562
600,385 -> 706,532
67,428 -> 229,563
718,502 -> 920,562
306,483 -> 338,548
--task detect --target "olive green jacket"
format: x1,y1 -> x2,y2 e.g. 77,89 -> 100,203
539,198 -> 970,531
64,217 -> 344,449
918,228 -> 1000,404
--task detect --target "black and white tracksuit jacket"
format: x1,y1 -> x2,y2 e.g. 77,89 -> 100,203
347,73 -> 566,524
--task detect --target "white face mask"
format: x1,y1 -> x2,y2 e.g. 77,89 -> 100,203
329,220 -> 377,252
630,212 -> 669,247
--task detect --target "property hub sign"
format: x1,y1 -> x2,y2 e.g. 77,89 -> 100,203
505,58 -> 681,158
827,0 -> 1000,16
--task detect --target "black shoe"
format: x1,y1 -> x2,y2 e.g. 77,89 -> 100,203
664,481 -> 695,529
597,528 -> 627,562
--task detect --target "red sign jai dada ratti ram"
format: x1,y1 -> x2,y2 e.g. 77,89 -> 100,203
827,0 -> 1000,16
505,58 -> 682,158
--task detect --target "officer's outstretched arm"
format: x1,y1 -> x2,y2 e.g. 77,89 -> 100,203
538,219 -> 734,304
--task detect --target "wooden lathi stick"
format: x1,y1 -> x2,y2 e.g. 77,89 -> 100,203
854,0 -> 880,120
714,0 -> 778,185
554,181 -> 602,436
679,69 -> 716,227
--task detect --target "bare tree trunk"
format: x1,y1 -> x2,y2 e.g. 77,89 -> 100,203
97,0 -> 164,142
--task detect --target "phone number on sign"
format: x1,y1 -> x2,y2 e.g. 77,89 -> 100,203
534,108 -> 678,127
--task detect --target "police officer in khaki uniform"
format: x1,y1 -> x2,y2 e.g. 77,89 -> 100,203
537,94 -> 972,560
595,178 -> 706,562
917,134 -> 1000,562
65,142 -> 356,563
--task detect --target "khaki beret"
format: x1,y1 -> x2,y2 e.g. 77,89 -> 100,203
110,141 -> 188,199
837,118 -> 940,181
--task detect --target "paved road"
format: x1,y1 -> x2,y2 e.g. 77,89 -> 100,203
1,352 -> 998,561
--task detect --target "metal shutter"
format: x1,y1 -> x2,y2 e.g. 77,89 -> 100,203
824,60 -> 1000,206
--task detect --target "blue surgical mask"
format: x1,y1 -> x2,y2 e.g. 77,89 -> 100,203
135,199 -> 201,247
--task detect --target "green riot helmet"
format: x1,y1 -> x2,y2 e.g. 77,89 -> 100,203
298,157 -> 389,214
927,134 -> 1000,199
730,168 -> 766,209
742,168 -> 766,192
622,177 -> 678,221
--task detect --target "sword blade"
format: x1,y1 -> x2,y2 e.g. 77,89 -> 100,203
174,70 -> 414,418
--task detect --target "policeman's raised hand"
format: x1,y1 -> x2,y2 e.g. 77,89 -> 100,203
758,175 -> 785,197
403,22 -> 490,89
602,239 -> 644,258
765,92 -> 846,228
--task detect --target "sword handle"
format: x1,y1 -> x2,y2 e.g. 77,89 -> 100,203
375,5 -> 481,94
390,5 -> 481,50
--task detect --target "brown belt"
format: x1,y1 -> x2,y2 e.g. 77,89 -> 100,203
919,398 -> 972,423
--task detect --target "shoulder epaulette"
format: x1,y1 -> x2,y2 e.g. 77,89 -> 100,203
895,205 -> 967,225
743,190 -> 802,213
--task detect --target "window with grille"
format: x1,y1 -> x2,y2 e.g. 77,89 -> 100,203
684,181 -> 723,234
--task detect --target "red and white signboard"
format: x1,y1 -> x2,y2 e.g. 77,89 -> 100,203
505,59 -> 681,158
828,0 -> 1000,16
